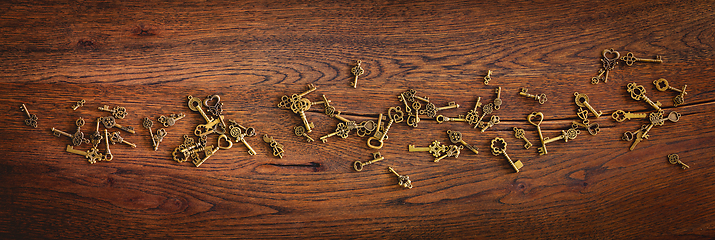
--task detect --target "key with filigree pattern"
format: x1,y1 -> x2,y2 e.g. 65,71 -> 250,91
158,113 -> 185,127
490,137 -> 523,172
626,82 -> 662,111
409,140 -> 448,157
109,131 -> 136,148
621,52 -> 662,66
100,116 -> 135,134
388,167 -> 413,189
20,104 -> 38,128
66,145 -> 103,164
513,127 -> 532,149
668,154 -> 689,169
653,78 -> 687,107
447,130 -> 478,154
354,152 -> 385,172
98,105 -> 128,119
351,60 -> 364,88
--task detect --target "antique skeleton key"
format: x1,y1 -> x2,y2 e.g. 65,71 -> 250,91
71,99 -> 85,110
465,97 -> 482,126
542,128 -> 580,145
574,92 -> 602,118
435,114 -> 467,124
599,48 -> 620,83
102,129 -> 113,162
203,94 -> 224,118
88,118 -> 103,148
630,124 -> 654,151
572,120 -> 600,136
66,145 -> 103,164
188,95 -> 215,123
621,52 -> 663,66
668,154 -> 689,169
100,116 -> 135,134
483,70 -> 492,85
653,78 -> 687,107
447,130 -> 479,154
434,145 -> 463,163
228,119 -> 256,137
98,105 -> 128,119
420,101 -> 460,118
611,110 -> 648,122
263,134 -> 284,158
627,82 -> 662,111
294,125 -> 314,142
194,116 -> 224,137
20,104 -> 38,128
409,140 -> 448,157
475,103 -> 494,128
109,131 -> 136,148
513,127 -> 532,149
367,107 -> 401,149
52,118 -> 89,146
354,152 -> 385,172
320,122 -> 350,143
158,113 -> 185,127
527,112 -> 547,154
490,137 -> 524,173
351,60 -> 364,88
388,167 -> 413,189
519,88 -> 547,104
479,115 -> 500,132
143,117 -> 166,151
493,87 -> 503,110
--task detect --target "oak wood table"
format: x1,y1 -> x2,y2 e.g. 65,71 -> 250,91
2,0 -> 714,239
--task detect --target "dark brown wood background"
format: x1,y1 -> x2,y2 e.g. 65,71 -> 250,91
1,0 -> 714,239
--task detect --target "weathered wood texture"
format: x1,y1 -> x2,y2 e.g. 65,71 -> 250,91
1,0 -> 714,239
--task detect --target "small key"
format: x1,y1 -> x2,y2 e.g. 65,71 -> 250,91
591,69 -> 605,85
387,167 -> 413,189
622,124 -> 649,142
398,93 -> 420,127
600,48 -> 620,83
188,95 -> 215,123
483,70 -> 492,85
20,104 -> 38,128
465,97 -> 482,126
203,94 -> 224,118
51,117 -> 89,146
98,105 -> 128,119
144,118 -> 167,151
542,128 -> 580,146
630,124 -> 654,151
322,94 -> 340,117
435,114 -> 467,124
194,116 -> 224,137
227,119 -> 256,137
320,122 -> 350,143
649,111 -> 680,126
621,52 -> 663,66
519,88 -> 547,104
611,110 -> 647,122
158,113 -> 185,127
434,145 -> 463,163
493,87 -> 503,110
367,108 -> 399,149
574,92 -> 602,118
527,112 -> 548,155
71,99 -> 85,110
354,152 -> 385,172
263,134 -> 284,158
66,145 -> 103,164
188,145 -> 219,167
409,140 -> 448,158
88,118 -> 103,147
447,130 -> 479,154
627,83 -> 662,111
653,78 -> 688,107
351,60 -> 364,88
109,131 -> 136,148
490,137 -> 524,173
294,125 -> 314,142
668,154 -> 689,169
572,120 -> 600,136
100,116 -> 135,134
102,129 -> 113,162
475,103 -> 494,128
479,115 -> 500,132
231,129 -> 256,155
420,101 -> 460,118
513,127 -> 532,149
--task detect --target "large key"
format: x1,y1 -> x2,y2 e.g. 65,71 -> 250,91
447,130 -> 479,154
479,115 -> 500,132
20,104 -> 38,128
158,113 -> 185,127
611,110 -> 647,122
109,131 -> 136,148
513,127 -> 532,149
574,92 -> 602,118
353,152 -> 384,172
388,167 -> 413,189
100,116 -> 135,134
653,78 -> 687,107
322,94 -> 340,117
351,60 -> 364,88
599,48 -> 620,83
66,145 -> 103,164
435,114 -> 467,124
627,83 -> 662,111
434,145 -> 463,163
188,95 -> 214,123
542,128 -> 580,145
51,118 -> 89,146
420,101 -> 460,118
490,137 -> 524,173
620,52 -> 663,66
630,124 -> 654,151
232,128 -> 256,155
98,105 -> 128,119
527,112 -> 547,154
622,124 -> 649,142
409,140 -> 448,157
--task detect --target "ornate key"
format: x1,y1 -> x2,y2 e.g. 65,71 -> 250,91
572,120 -> 600,135
475,103 -> 494,128
668,154 -> 689,169
143,117 -> 167,151
513,127 -> 532,149
88,118 -> 103,148
109,131 -> 136,148
158,113 -> 185,127
527,112 -> 548,155
519,88 -> 547,104
51,118 -> 89,146
98,105 -> 128,119
542,128 -> 580,146
490,137 -> 524,172
599,48 -> 620,83
621,52 -> 663,66
465,97 -> 482,127
611,110 -> 647,122
435,114 -> 467,124
367,107 -> 401,149
100,116 -> 135,134
420,101 -> 460,118
227,119 -> 256,137
194,116 -> 224,137
232,127 -> 256,155
354,152 -> 384,172
102,129 -> 113,162
479,115 -> 500,132
591,69 -> 605,85
294,125 -> 314,142
483,70 -> 492,85
626,82 -> 662,111
187,145 -> 218,167
203,94 -> 224,118
351,60 -> 364,88
388,167 -> 413,189
71,99 -> 85,110
263,134 -> 284,158
398,92 -> 420,127
447,130 -> 478,154
574,92 -> 602,118
321,94 -> 340,117
319,122 -> 350,143
409,140 -> 448,157
188,95 -> 214,124
434,145 -> 463,163
66,145 -> 103,164
20,104 -> 38,128
278,85 -> 320,132
630,124 -> 654,151
649,111 -> 680,126
622,124 -> 649,142
493,87 -> 503,110
653,78 -> 687,107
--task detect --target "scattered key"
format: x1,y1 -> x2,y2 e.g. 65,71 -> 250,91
620,52 -> 663,66
263,134 -> 284,158
387,167 -> 413,189
109,131 -> 136,148
483,70 -> 492,85
20,103 -> 37,128
611,110 -> 647,122
542,128 -> 580,145
434,145 -> 463,163
653,78 -> 687,107
101,116 -> 135,134
475,103 -> 494,128
479,115 -> 500,132
232,127 -> 256,155
51,117 -> 89,146
435,114 -> 467,124
194,116 -> 223,137
668,154 -> 689,169
102,129 -> 113,162
627,82 -> 662,111
158,113 -> 185,127
66,145 -> 103,164
367,108 -> 401,149
574,92 -> 602,118
513,127 -> 532,149
98,105 -> 128,119
630,124 -> 654,151
519,88 -> 547,104
591,69 -> 605,85
351,60 -> 364,88
420,101 -> 460,118
71,99 -> 85,110
409,140 -> 448,158
228,119 -> 256,137
88,118 -> 103,147
143,117 -> 166,151
354,152 -> 385,172
599,48 -> 620,83
188,95 -> 215,123
294,125 -> 314,142
493,87 -> 503,110
447,130 -> 479,154
276,84 -> 320,132
527,112 -> 547,154
398,92 -> 421,128
320,122 -> 350,143
490,137 -> 524,173
203,94 -> 224,118
572,120 -> 600,136
465,97 -> 482,127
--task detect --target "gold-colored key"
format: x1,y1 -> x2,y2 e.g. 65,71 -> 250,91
493,87 -> 503,110
574,92 -> 602,118
434,145 -> 463,163
542,128 -> 580,145
621,52 -> 663,66
483,70 -> 492,85
479,115 -> 500,132
490,137 -> 523,172
71,99 -> 85,110
98,105 -> 128,119
627,83 -> 662,112
447,130 -> 479,154
519,88 -> 547,104
294,125 -> 314,142
20,104 -> 38,128
630,124 -> 654,151
66,145 -> 103,164
102,129 -> 113,162
351,60 -> 364,88
409,140 -> 448,158
263,134 -> 284,158
354,152 -> 385,172
653,78 -> 687,107
611,110 -> 648,122
387,167 -> 413,189
668,154 -> 689,169
513,127 -> 532,149
435,114 -> 467,123
109,131 -> 136,148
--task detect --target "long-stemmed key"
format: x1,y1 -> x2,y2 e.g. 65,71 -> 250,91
527,112 -> 547,154
350,60 -> 364,88
572,120 -> 600,136
490,137 -> 524,173
626,82 -> 663,111
409,140 -> 448,158
513,127 -> 532,149
188,95 -> 214,124
434,145 -> 463,163
420,101 -> 460,118
435,114 -> 467,124
158,113 -> 186,128
620,52 -> 663,66
354,152 -> 385,172
98,105 -> 128,119
630,124 -> 654,151
600,48 -> 620,83
20,104 -> 38,128
447,130 -> 479,154
653,78 -> 688,107
475,103 -> 494,128
66,145 -> 103,164
611,110 -> 648,122
479,115 -> 500,132
102,129 -> 113,162
109,131 -> 136,148
51,118 -> 90,146
574,92 -> 602,118
367,107 -> 401,149
542,128 -> 580,145
465,97 -> 482,127
387,167 -> 413,189
100,116 -> 135,134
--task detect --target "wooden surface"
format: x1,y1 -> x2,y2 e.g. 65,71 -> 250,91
2,0 -> 715,238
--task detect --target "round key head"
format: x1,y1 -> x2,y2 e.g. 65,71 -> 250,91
447,130 -> 462,144
101,116 -> 116,128
514,127 -> 525,139
72,132 -> 85,146
668,154 -> 679,164
187,95 -> 202,111
653,78 -> 671,92
482,103 -> 494,115
668,111 -> 680,122
573,92 -> 589,108
564,128 -> 580,140
490,137 -> 507,155
293,125 -> 305,137
113,107 -> 127,119
76,117 -> 85,127
277,95 -> 292,108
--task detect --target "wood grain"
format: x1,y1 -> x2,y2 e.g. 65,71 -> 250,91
1,0 -> 715,238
